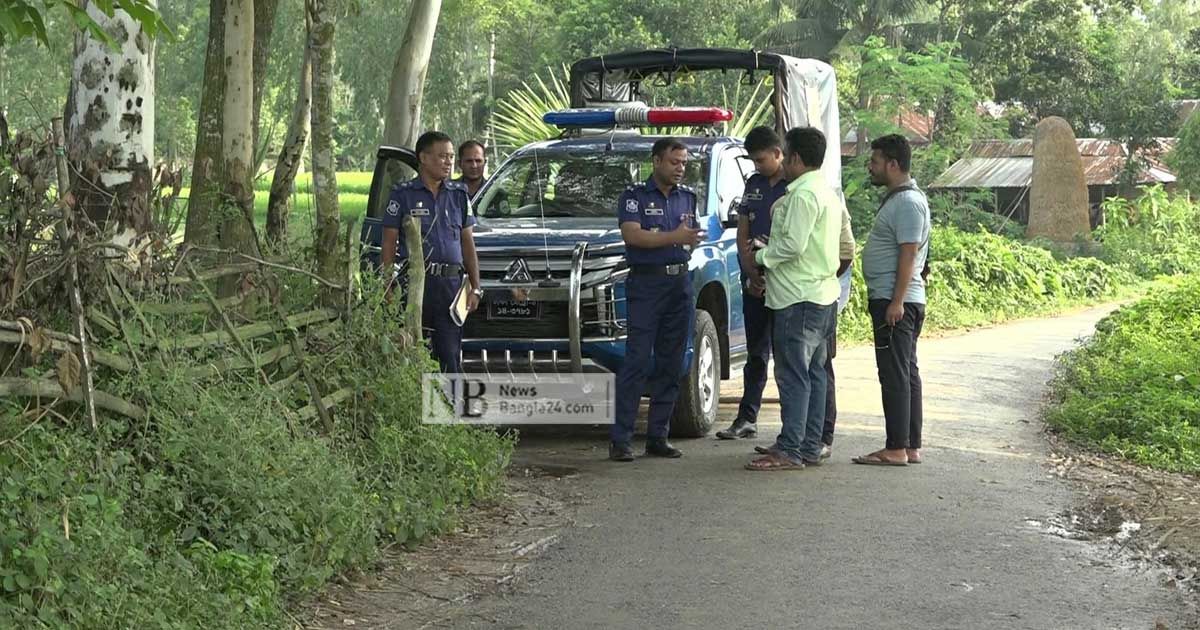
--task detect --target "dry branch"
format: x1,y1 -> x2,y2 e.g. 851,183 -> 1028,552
167,262 -> 259,285
184,246 -> 346,291
270,294 -> 334,434
0,377 -> 144,419
52,118 -> 99,432
181,342 -> 293,379
296,387 -> 353,421
160,308 -> 338,351
138,293 -> 246,316
0,331 -> 132,372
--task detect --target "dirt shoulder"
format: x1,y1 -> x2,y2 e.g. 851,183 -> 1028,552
1047,432 -> 1200,596
297,463 -> 583,629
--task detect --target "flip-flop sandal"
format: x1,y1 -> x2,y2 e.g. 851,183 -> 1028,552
754,445 -> 778,455
852,453 -> 908,467
745,453 -> 805,471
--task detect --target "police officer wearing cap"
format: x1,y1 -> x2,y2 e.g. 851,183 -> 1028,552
379,131 -> 482,373
716,126 -> 790,440
609,137 -> 703,462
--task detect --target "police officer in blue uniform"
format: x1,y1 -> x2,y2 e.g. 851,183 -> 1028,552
716,126 -> 790,440
610,137 -> 704,462
379,131 -> 483,373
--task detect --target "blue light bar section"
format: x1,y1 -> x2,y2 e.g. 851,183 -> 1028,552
542,109 -> 618,127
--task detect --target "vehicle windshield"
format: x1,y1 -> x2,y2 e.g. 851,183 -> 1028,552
476,149 -> 708,219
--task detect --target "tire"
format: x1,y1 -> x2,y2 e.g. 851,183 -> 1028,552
671,309 -> 720,438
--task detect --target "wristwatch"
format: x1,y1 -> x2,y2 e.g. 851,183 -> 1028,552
471,287 -> 484,298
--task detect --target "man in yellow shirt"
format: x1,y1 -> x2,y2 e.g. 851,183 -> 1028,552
745,127 -> 841,471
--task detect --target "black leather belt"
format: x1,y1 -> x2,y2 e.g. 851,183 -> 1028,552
630,263 -> 687,276
426,262 -> 464,277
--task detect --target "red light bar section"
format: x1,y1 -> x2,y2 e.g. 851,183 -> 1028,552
646,107 -> 733,125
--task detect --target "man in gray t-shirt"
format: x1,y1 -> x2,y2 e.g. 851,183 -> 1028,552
861,185 -> 930,303
853,134 -> 931,468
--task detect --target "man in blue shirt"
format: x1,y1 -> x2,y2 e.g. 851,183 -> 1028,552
379,131 -> 483,373
609,137 -> 704,462
716,126 -> 789,441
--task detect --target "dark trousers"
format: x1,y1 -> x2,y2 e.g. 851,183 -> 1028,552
822,322 -> 838,446
736,292 -> 772,423
422,275 -> 464,373
868,299 -> 925,450
612,274 -> 694,444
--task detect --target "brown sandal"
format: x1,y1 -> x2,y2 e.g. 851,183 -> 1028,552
852,452 -> 909,466
745,453 -> 805,471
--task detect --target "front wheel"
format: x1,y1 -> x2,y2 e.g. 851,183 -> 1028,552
671,309 -> 720,438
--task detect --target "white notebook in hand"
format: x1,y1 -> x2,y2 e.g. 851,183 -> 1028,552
450,275 -> 470,327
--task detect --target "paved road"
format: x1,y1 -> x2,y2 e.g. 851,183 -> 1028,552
462,307 -> 1198,629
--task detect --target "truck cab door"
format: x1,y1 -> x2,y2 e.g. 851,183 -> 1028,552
360,146 -> 420,272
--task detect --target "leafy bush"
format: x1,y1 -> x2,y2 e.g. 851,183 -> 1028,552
0,416 -> 275,629
1,282 -> 513,626
138,374 -> 377,593
1046,276 -> 1200,473
928,189 -> 1027,240
1095,185 -> 1200,278
838,226 -> 1135,343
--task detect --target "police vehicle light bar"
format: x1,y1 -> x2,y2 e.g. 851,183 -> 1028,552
543,107 -> 733,128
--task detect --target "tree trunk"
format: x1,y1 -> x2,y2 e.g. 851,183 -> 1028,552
382,0 -> 443,148
308,0 -> 340,289
66,0 -> 156,236
252,0 -> 281,168
220,0 -> 258,256
184,0 -> 226,246
265,23 -> 312,245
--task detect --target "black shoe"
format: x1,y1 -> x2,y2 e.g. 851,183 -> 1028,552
609,442 -> 635,462
644,438 -> 683,458
716,418 -> 758,440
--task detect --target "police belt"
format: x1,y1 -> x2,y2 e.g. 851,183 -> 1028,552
425,262 -> 464,277
629,263 -> 687,276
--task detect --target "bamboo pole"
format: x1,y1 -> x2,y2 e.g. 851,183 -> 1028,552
51,117 -> 98,432
0,377 -> 144,419
402,215 -> 425,339
268,280 -> 334,435
0,331 -> 132,372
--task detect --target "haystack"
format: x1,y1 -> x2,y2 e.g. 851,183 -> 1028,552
1029,117 -> 1090,242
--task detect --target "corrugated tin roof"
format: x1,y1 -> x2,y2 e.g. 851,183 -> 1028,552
841,109 -> 935,156
931,157 -> 1032,188
965,138 -> 1129,158
931,154 -> 1176,189
933,137 -> 1178,189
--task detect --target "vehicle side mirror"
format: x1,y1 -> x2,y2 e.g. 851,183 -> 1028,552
722,198 -> 742,229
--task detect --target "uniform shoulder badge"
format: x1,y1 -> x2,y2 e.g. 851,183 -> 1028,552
625,198 -> 639,213
386,199 -> 401,216
447,180 -> 467,191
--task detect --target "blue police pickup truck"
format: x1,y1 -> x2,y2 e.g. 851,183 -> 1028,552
360,48 -> 844,437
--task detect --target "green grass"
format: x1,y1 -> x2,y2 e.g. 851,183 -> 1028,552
252,171 -> 374,197
178,172 -> 372,242
1045,275 -> 1200,473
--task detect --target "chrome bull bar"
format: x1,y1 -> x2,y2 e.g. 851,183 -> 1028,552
463,242 -> 628,375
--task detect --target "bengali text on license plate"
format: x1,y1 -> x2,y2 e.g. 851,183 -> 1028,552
488,300 -> 541,320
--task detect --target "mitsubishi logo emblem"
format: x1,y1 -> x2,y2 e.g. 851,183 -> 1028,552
502,258 -> 533,284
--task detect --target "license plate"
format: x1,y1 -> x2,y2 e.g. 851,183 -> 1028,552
488,300 -> 541,320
